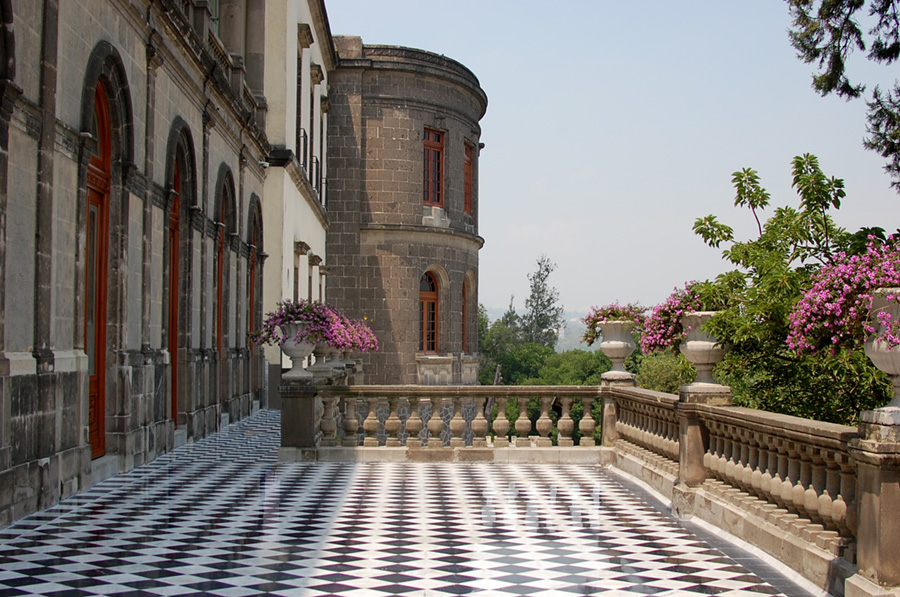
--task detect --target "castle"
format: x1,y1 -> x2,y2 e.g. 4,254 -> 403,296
0,0 -> 486,527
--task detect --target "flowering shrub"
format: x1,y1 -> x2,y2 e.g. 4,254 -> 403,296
350,318 -> 380,352
581,302 -> 645,346
640,283 -> 701,353
787,237 -> 900,353
252,299 -> 378,352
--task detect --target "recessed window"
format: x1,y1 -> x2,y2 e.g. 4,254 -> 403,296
419,272 -> 438,352
464,143 -> 473,215
424,129 -> 443,207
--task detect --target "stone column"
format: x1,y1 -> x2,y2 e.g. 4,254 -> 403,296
672,383 -> 731,519
279,381 -> 318,457
846,408 -> 900,595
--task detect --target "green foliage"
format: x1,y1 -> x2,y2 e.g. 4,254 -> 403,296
692,155 -> 891,424
522,255 -> 565,348
522,349 -> 612,386
787,0 -> 900,188
634,350 -> 695,394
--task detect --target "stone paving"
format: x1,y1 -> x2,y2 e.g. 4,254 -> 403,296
0,410 -> 824,596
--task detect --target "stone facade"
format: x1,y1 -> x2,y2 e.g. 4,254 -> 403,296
0,0 -> 269,527
0,0 -> 488,529
326,37 -> 488,385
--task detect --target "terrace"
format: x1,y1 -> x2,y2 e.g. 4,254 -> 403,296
274,356 -> 900,597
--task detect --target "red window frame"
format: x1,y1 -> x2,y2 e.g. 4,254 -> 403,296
419,272 -> 438,353
423,129 -> 443,207
463,143 -> 473,215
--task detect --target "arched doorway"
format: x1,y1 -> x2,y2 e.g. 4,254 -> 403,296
86,81 -> 111,458
168,162 -> 181,426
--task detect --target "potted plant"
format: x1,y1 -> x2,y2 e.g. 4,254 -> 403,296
582,302 -> 645,372
642,281 -> 730,385
252,299 -> 378,379
788,236 -> 900,406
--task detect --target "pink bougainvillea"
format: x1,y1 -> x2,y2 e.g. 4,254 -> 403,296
640,283 -> 702,353
251,299 -> 379,352
581,302 -> 646,346
787,237 -> 900,353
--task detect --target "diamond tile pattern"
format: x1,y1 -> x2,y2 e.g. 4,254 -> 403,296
0,410 -> 816,596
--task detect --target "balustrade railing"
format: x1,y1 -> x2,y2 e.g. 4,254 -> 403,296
311,385 -> 602,450
278,377 -> 900,593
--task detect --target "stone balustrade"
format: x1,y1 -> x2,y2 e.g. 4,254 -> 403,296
281,384 -> 602,462
278,376 -> 900,595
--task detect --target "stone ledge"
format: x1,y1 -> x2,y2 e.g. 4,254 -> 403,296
282,446 -> 606,464
845,573 -> 900,597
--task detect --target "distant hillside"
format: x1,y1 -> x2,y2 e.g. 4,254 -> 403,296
555,312 -> 596,352
482,307 -> 594,353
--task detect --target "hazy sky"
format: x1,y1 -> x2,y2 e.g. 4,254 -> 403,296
325,1 -> 899,314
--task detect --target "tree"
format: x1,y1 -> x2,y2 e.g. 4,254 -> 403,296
521,255 -> 565,347
787,0 -> 900,188
692,154 -> 891,424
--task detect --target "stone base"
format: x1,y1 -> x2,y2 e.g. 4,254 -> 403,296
672,484 -> 696,519
845,573 -> 900,597
304,446 -> 604,464
679,382 -> 732,405
601,370 -> 635,386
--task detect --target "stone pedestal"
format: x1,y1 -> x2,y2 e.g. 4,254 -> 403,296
279,381 -> 318,449
673,383 -> 731,519
848,407 -> 900,592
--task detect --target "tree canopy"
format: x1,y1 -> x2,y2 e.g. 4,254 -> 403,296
788,0 -> 900,188
521,255 -> 565,347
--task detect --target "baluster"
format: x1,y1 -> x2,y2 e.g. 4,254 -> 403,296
702,423 -> 717,472
471,396 -> 488,447
783,447 -> 801,514
362,396 -> 380,447
515,397 -> 531,447
820,462 -> 840,531
426,397 -> 444,447
750,438 -> 764,496
406,396 -> 423,448
449,396 -> 466,447
342,396 -> 360,447
492,396 -> 510,448
792,451 -> 812,516
579,396 -> 596,446
804,453 -> 825,522
739,433 -> 753,490
758,439 -> 774,496
718,431 -> 731,480
536,396 -> 554,447
667,417 -> 679,459
770,443 -> 788,506
320,395 -> 338,446
557,397 -> 574,447
834,462 -> 856,536
385,396 -> 402,447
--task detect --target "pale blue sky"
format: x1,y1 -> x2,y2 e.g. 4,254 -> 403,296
325,1 -> 899,314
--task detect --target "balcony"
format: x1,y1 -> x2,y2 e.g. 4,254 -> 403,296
275,365 -> 900,596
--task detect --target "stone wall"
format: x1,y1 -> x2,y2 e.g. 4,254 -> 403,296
327,38 -> 487,385
0,0 -> 269,528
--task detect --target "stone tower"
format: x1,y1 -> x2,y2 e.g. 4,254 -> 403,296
327,37 -> 488,385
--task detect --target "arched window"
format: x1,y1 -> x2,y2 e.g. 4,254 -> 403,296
462,278 -> 468,353
86,80 -> 111,459
419,272 -> 438,353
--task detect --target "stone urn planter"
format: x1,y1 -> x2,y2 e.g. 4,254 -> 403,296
679,311 -> 727,385
596,320 -> 637,373
865,287 -> 900,409
280,322 -> 316,380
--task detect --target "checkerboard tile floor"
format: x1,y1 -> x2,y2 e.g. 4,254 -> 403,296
0,410 -> 820,596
